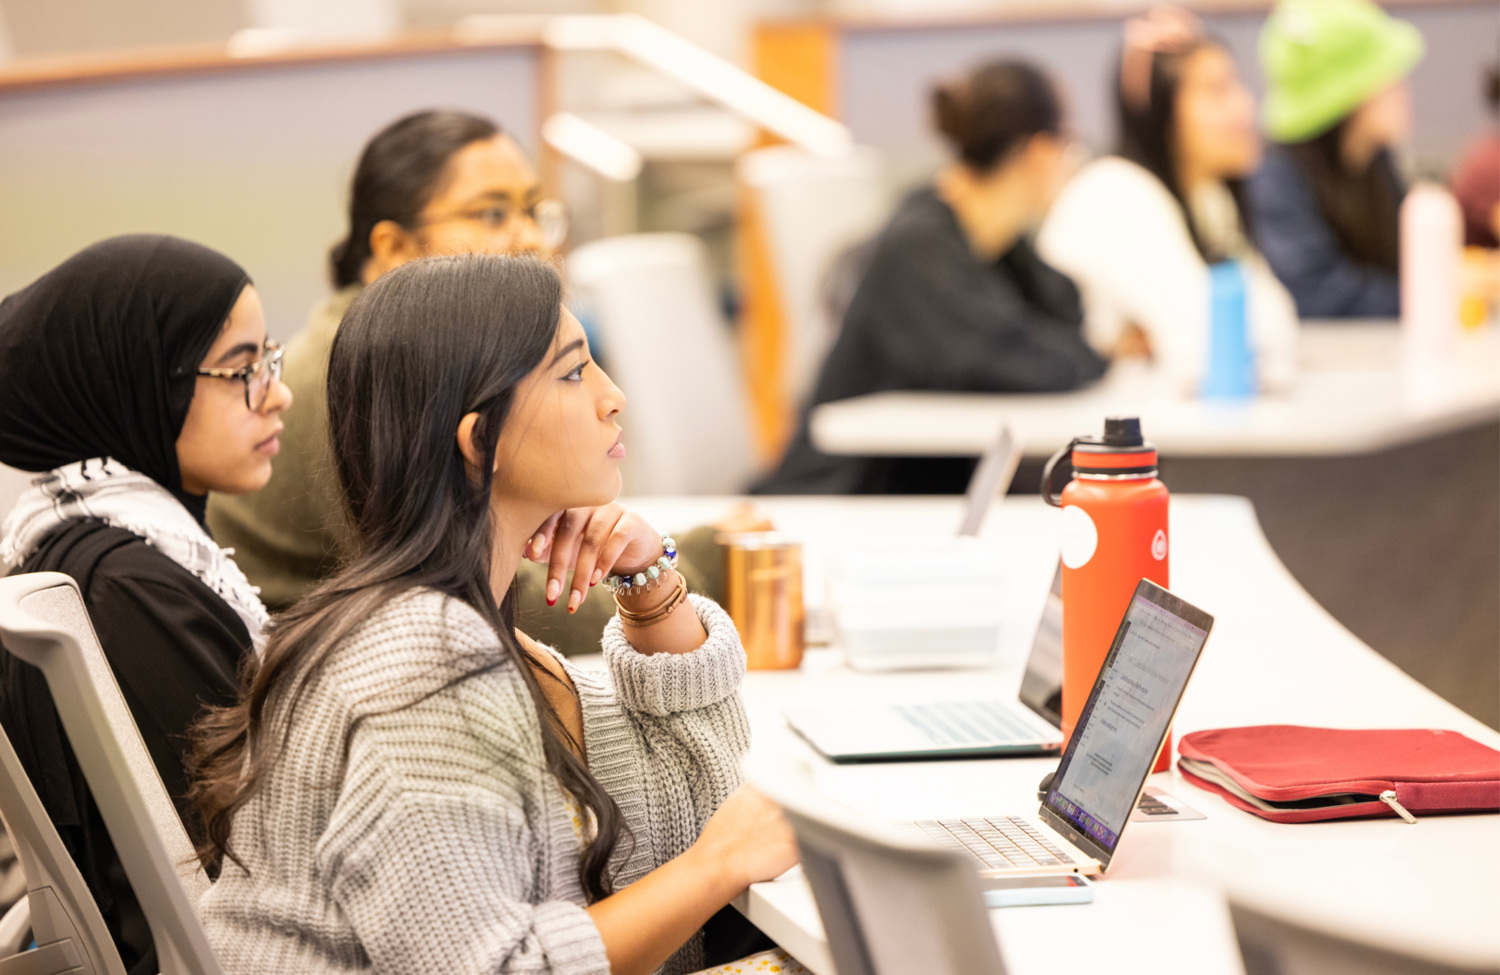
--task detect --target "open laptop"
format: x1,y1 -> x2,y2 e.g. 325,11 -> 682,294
783,565 -> 1066,762
913,579 -> 1214,877
784,423 -> 1067,763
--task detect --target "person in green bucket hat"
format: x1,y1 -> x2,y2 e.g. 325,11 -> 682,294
1248,0 -> 1424,318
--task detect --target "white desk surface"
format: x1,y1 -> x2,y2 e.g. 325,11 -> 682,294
808,324 -> 1500,458
608,494 -> 1500,975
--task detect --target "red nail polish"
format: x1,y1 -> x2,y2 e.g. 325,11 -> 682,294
547,596 -> 556,606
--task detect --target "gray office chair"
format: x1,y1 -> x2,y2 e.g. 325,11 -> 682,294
748,756 -> 1008,975
0,572 -> 223,975
1231,900 -> 1493,975
0,718 -> 126,975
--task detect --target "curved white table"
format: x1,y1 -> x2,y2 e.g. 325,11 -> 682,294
619,494 -> 1500,975
808,325 -> 1500,458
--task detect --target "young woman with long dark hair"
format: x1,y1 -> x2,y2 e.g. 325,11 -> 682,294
207,109 -> 733,657
0,235 -> 291,974
762,58 -> 1105,495
208,110 -> 559,612
191,254 -> 798,975
1038,6 -> 1298,391
1249,0 -> 1424,318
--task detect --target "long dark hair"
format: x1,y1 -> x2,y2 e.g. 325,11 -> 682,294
190,254 -> 627,902
1115,40 -> 1253,263
1282,121 -> 1402,273
932,59 -> 1062,172
329,110 -> 501,289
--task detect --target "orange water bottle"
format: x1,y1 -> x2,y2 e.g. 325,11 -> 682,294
1041,416 -> 1172,772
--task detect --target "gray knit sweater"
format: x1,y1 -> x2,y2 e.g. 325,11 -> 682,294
199,589 -> 750,975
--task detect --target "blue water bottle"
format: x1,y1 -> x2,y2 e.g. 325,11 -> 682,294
1203,260 -> 1256,398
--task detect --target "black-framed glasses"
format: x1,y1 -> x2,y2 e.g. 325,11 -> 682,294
197,340 -> 284,412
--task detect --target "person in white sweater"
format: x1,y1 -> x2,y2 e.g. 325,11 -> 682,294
1038,6 -> 1298,392
189,254 -> 799,975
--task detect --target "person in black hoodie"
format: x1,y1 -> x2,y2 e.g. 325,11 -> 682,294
759,59 -> 1105,495
0,235 -> 292,973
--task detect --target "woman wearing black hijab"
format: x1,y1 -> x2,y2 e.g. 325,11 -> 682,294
0,235 -> 291,973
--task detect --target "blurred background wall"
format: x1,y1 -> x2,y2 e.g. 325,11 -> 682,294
0,46 -> 541,342
0,0 -> 1492,344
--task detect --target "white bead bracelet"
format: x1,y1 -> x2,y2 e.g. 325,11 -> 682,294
602,536 -> 678,595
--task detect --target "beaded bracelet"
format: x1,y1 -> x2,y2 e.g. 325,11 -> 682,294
602,536 -> 678,595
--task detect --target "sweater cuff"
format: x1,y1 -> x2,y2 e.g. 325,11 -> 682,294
602,595 -> 746,716
532,900 -> 611,975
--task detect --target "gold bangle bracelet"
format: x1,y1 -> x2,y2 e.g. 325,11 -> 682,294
616,575 -> 688,628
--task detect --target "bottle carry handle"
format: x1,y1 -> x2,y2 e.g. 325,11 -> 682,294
1040,438 -> 1080,508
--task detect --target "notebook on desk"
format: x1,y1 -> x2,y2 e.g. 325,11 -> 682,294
916,580 -> 1214,878
782,565 -> 1067,762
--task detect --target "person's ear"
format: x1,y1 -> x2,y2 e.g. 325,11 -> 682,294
456,412 -> 485,472
366,219 -> 422,281
1025,133 -> 1061,171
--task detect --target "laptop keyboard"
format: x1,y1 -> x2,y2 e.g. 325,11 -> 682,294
915,816 -> 1073,870
895,701 -> 1040,746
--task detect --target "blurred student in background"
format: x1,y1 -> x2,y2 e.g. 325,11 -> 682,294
0,236 -> 290,974
207,111 -> 735,653
1248,0 -> 1423,318
1452,64 -> 1500,250
193,254 -> 798,975
1039,5 -> 1298,391
761,59 -> 1105,495
209,110 -> 557,610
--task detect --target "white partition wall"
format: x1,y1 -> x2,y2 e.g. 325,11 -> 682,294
0,40 -> 543,342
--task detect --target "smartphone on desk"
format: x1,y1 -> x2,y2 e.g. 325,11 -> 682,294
981,874 -> 1094,908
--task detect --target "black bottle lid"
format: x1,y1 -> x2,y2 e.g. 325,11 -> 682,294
1070,415 -> 1157,475
1102,416 -> 1144,447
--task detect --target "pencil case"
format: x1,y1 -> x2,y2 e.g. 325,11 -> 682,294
1177,725 -> 1500,824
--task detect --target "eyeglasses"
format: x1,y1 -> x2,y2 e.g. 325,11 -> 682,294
417,198 -> 569,251
196,340 -> 284,412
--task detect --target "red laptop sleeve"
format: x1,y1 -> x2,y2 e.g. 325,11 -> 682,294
1177,725 -> 1500,824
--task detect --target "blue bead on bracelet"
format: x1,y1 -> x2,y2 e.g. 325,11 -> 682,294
602,536 -> 678,595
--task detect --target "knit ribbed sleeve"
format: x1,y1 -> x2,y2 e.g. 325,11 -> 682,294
601,594 -> 746,716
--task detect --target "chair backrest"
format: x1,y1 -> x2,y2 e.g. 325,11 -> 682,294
748,756 -> 1008,975
1231,900 -> 1491,975
0,572 -> 224,975
568,232 -> 757,495
737,145 -> 888,412
0,721 -> 125,975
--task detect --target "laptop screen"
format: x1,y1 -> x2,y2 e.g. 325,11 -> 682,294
1041,580 -> 1213,865
1017,565 -> 1064,728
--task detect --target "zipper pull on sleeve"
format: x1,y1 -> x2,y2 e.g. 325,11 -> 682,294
1380,790 -> 1418,824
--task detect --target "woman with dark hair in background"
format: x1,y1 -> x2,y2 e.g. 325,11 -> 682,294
208,109 -> 740,656
761,59 -> 1105,495
1249,0 -> 1423,318
1039,6 -> 1297,390
0,235 -> 291,973
209,109 -> 560,611
192,254 -> 799,975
